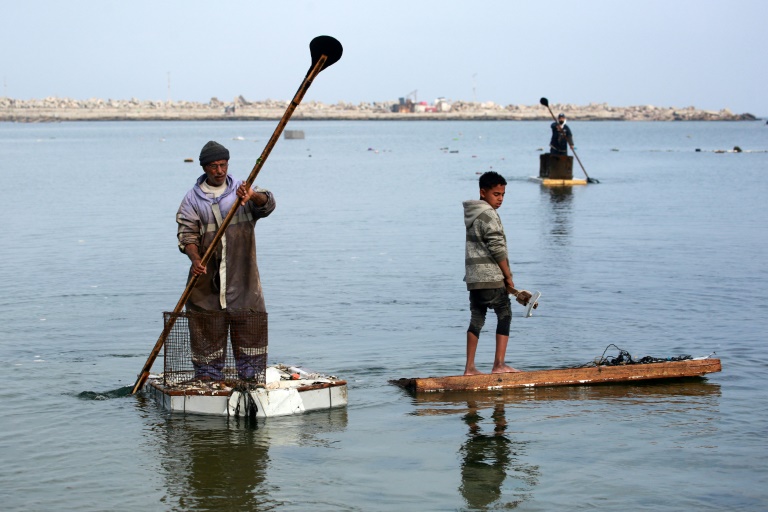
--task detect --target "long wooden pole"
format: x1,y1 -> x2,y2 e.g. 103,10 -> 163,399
131,39 -> 341,394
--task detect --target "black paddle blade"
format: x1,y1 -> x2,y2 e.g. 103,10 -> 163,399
310,35 -> 343,71
540,97 -> 549,107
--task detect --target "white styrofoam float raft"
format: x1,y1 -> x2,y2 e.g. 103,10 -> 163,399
143,364 -> 347,417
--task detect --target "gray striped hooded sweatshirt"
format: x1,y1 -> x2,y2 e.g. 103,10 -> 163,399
463,199 -> 508,290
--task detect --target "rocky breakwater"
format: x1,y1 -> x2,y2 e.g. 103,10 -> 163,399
0,96 -> 758,122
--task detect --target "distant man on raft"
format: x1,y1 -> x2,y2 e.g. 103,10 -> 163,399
549,112 -> 574,155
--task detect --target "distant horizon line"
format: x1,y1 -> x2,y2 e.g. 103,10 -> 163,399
0,95 -> 756,114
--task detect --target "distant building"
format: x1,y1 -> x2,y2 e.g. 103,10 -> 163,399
391,95 -> 452,113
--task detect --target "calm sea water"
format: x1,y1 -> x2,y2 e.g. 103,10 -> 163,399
1,119 -> 767,511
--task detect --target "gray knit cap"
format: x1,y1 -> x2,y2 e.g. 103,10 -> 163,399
199,140 -> 230,166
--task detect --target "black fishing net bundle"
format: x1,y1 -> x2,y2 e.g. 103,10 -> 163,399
575,343 -> 692,368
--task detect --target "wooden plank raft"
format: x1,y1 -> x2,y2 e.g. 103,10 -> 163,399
392,358 -> 721,393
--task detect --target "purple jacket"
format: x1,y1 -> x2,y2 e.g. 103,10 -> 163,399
176,174 -> 276,312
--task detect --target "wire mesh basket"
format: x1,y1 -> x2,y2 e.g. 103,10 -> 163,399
162,309 -> 267,386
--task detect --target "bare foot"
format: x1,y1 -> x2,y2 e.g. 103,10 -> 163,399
492,365 -> 522,374
464,366 -> 484,376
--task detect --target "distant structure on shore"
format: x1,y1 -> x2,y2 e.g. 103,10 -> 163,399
0,95 -> 758,122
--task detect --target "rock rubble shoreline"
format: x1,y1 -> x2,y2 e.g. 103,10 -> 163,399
0,96 -> 758,122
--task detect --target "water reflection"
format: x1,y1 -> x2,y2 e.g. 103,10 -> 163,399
409,380 -> 720,509
411,379 -> 721,410
152,409 -> 348,511
540,186 -> 574,245
459,401 -> 539,509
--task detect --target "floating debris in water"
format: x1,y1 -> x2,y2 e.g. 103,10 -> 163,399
714,146 -> 748,153
284,130 -> 305,139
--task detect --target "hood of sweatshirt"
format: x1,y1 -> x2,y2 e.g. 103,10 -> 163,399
463,199 -> 494,228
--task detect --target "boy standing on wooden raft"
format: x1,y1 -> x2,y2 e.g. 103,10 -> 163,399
462,171 -> 520,376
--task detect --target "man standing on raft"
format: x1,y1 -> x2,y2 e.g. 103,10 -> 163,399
549,112 -> 573,155
176,141 -> 276,381
462,171 -> 520,376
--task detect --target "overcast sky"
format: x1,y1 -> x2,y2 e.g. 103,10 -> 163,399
2,0 -> 765,115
